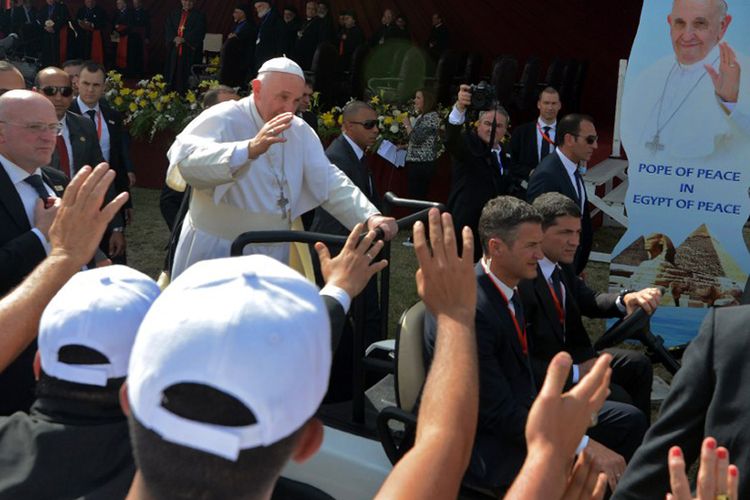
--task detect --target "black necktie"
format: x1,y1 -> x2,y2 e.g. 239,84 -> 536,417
24,174 -> 49,200
574,169 -> 584,208
551,267 -> 564,309
540,126 -> 551,160
86,109 -> 96,124
510,292 -> 525,329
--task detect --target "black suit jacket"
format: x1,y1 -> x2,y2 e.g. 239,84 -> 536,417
509,120 -> 547,181
445,121 -> 515,261
526,152 -> 592,273
518,263 -> 622,386
310,134 -> 379,243
614,305 -> 750,499
69,99 -> 131,212
424,263 -> 536,490
0,164 -> 67,416
220,20 -> 256,87
294,16 -> 322,70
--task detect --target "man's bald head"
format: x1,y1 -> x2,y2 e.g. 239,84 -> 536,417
35,67 -> 74,120
668,0 -> 732,65
0,62 -> 25,95
0,90 -> 59,172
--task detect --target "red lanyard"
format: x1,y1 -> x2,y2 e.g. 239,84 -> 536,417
546,281 -> 565,327
536,122 -> 555,145
484,266 -> 527,354
94,110 -> 102,140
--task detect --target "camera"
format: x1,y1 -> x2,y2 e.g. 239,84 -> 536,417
469,81 -> 497,110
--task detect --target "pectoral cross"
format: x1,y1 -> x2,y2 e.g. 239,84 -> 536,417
645,132 -> 664,153
277,191 -> 290,220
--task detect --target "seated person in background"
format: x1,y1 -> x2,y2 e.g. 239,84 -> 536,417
424,196 -> 647,495
519,192 -> 660,418
0,265 -> 159,498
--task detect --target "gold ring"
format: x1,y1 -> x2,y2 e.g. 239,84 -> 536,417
716,495 -> 730,500
729,64 -> 737,68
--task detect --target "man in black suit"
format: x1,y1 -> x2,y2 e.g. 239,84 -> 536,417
510,86 -> 562,184
519,192 -> 659,418
130,0 -> 150,77
74,0 -> 106,64
614,305 -> 750,499
310,101 -> 382,398
35,67 -> 126,237
293,1 -> 322,71
0,89 -> 70,415
164,0 -> 206,92
423,196 -> 647,494
252,0 -> 284,76
527,113 -> 597,274
69,61 -> 129,264
446,84 -> 519,261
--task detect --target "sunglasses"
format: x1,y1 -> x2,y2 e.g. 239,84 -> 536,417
41,86 -> 74,97
574,134 -> 598,145
350,119 -> 379,130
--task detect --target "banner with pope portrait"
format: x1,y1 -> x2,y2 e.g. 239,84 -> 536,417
610,0 -> 750,345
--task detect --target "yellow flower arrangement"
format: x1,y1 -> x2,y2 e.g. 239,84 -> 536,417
106,70 -> 224,141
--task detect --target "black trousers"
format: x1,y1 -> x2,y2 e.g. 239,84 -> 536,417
605,348 -> 654,419
406,160 -> 437,201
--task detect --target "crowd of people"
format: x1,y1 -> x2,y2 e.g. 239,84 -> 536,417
0,0 -> 746,499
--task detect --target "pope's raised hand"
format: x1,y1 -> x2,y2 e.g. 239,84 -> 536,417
248,112 -> 294,160
706,41 -> 740,104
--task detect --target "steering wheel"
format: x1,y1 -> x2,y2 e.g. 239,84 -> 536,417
593,307 -> 650,351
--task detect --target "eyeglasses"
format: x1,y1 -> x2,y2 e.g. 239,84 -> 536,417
349,119 -> 379,130
574,134 -> 598,145
41,86 -> 74,97
0,121 -> 63,134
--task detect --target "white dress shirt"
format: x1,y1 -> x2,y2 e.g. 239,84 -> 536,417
77,97 -> 111,163
555,148 -> 586,209
536,118 -> 556,159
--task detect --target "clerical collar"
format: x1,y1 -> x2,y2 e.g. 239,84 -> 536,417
538,257 -> 558,282
342,133 -> 365,160
480,257 -> 516,300
677,44 -> 720,73
555,148 -> 579,174
537,117 -> 556,129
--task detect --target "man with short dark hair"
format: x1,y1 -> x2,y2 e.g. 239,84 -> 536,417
426,12 -> 449,62
510,87 -> 562,183
70,61 -> 131,264
527,113 -> 597,274
0,265 -> 159,498
62,59 -> 83,97
424,195 -> 647,494
520,192 -> 660,419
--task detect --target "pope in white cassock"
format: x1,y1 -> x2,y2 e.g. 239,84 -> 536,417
165,57 -> 397,278
617,0 -> 750,276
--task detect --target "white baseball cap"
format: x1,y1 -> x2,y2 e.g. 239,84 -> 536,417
257,56 -> 305,81
128,255 -> 331,461
39,265 -> 160,387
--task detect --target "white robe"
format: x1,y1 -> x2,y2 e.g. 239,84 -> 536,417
166,96 -> 379,278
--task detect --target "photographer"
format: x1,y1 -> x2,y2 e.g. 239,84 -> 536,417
445,83 -> 520,261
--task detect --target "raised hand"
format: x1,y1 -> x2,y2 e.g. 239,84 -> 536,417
705,41 -> 740,103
